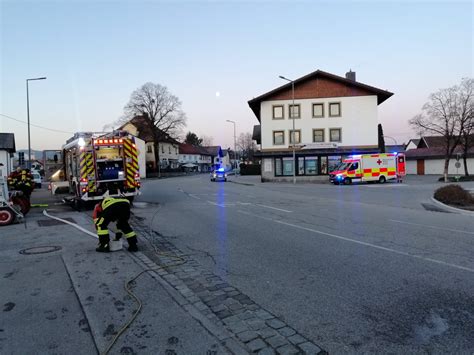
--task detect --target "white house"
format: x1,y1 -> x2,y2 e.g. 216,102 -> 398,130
405,135 -> 474,175
178,144 -> 213,172
0,133 -> 16,178
248,69 -> 393,182
120,115 -> 180,172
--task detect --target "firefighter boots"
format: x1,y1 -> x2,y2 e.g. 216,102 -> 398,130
127,236 -> 138,252
96,235 -> 110,253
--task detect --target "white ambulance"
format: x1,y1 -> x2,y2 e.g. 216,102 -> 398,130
329,153 -> 406,185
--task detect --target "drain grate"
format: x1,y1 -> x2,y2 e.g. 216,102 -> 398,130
37,218 -> 76,227
19,246 -> 62,255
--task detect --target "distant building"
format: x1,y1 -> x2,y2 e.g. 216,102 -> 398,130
248,69 -> 393,182
405,135 -> 474,175
0,133 -> 16,178
178,144 -> 213,172
120,115 -> 180,172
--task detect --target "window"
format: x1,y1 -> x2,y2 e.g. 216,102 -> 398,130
275,158 -> 282,176
147,145 -> 152,153
289,104 -> 300,119
282,158 -> 293,176
320,156 -> 328,174
273,131 -> 285,145
328,156 -> 342,172
330,128 -> 342,142
161,145 -> 164,153
274,157 -> 294,176
329,102 -> 341,117
289,130 -> 301,144
273,105 -> 284,119
312,103 -> 324,118
313,129 -> 325,143
305,157 -> 318,175
350,162 -> 359,171
169,146 -> 171,154
298,157 -> 305,175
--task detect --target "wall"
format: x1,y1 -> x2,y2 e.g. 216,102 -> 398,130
407,158 -> 474,175
260,95 -> 378,150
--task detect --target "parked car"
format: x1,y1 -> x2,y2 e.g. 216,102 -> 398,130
210,168 -> 227,182
31,171 -> 42,188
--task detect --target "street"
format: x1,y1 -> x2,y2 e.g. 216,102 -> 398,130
136,175 -> 474,354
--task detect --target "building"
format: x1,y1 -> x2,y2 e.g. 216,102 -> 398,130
200,146 -> 225,171
248,69 -> 393,182
120,115 -> 180,172
178,144 -> 213,172
0,133 -> 16,178
405,135 -> 474,175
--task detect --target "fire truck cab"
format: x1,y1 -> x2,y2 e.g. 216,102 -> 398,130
330,153 -> 406,185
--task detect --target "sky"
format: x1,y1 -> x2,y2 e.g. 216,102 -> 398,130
0,0 -> 473,151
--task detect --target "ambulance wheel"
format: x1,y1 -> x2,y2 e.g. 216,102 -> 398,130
343,177 -> 352,185
0,208 -> 14,226
379,176 -> 386,184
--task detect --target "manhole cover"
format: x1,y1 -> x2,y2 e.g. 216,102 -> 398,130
37,218 -> 76,227
19,246 -> 62,255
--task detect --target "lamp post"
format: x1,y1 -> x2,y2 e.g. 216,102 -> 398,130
26,77 -> 47,169
279,75 -> 296,184
226,120 -> 237,171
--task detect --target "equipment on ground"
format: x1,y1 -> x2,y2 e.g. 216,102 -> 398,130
329,153 -> 406,185
0,176 -> 24,226
59,131 -> 141,207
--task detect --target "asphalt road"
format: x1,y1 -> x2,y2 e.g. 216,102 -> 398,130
136,175 -> 474,354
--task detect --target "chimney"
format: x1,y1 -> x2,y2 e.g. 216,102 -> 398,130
345,70 -> 356,81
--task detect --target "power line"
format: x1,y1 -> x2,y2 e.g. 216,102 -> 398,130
0,113 -> 74,134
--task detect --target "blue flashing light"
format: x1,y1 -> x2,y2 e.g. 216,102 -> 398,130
217,167 -> 225,172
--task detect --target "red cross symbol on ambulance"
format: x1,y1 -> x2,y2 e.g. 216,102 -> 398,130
377,159 -> 382,165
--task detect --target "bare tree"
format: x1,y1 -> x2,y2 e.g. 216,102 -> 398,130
201,135 -> 214,147
457,78 -> 474,175
236,132 -> 257,163
123,83 -> 186,173
409,79 -> 474,182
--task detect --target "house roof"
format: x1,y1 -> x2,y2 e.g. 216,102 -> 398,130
201,146 -> 223,157
0,133 -> 16,153
179,143 -> 202,155
119,115 -> 180,144
248,69 -> 393,121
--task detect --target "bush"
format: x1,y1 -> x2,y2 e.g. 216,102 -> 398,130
434,184 -> 474,206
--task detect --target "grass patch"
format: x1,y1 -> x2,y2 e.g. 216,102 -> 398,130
434,184 -> 474,207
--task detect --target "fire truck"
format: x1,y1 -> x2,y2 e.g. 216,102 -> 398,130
62,131 -> 142,206
329,153 -> 406,185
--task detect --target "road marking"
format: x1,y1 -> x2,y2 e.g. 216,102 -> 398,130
389,219 -> 474,236
255,204 -> 292,213
237,210 -> 474,273
188,194 -> 201,200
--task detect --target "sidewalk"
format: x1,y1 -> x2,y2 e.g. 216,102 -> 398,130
1,188 -> 326,354
0,189 -> 227,354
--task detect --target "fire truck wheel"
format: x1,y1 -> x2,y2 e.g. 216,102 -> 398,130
379,175 -> 386,184
0,208 -> 14,226
343,177 -> 352,185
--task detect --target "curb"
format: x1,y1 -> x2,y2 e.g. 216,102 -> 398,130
430,197 -> 474,216
229,180 -> 255,186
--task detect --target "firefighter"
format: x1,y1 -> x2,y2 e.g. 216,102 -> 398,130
93,197 -> 138,252
15,167 -> 34,197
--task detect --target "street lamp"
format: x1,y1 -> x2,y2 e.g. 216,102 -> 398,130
226,120 -> 237,171
26,77 -> 47,169
279,75 -> 296,184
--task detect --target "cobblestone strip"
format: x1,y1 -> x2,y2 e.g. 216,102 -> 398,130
131,216 -> 326,354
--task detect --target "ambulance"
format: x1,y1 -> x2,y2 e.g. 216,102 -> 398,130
329,153 -> 406,185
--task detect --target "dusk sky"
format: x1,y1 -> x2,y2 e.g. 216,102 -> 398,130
1,0 -> 472,151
